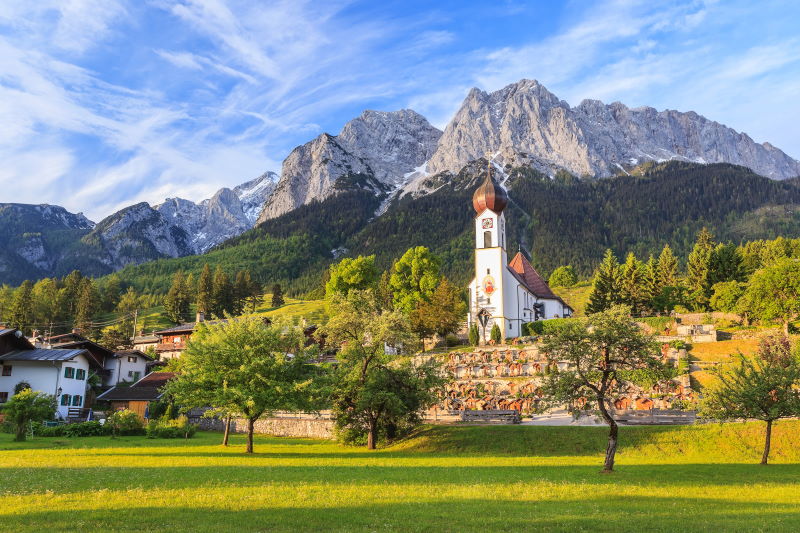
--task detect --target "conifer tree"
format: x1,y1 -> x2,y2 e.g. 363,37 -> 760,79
211,266 -> 233,317
642,255 -> 661,313
7,280 -> 33,332
657,244 -> 679,288
196,264 -> 213,315
586,249 -> 621,314
271,284 -> 285,307
74,278 -> 99,330
62,270 -> 84,316
687,228 -> 715,310
233,271 -> 250,315
376,270 -> 394,311
709,243 -> 744,286
619,252 -> 645,315
246,275 -> 262,313
164,271 -> 191,324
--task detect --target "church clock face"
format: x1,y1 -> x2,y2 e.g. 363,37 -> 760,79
482,275 -> 496,295
481,218 -> 493,229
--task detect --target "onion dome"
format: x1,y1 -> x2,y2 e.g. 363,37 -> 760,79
472,171 -> 508,214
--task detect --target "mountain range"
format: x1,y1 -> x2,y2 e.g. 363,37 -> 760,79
2,78 -> 799,287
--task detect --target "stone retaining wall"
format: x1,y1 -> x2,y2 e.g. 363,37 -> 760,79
197,416 -> 334,439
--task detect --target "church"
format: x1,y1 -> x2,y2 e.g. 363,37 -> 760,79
467,169 -> 573,341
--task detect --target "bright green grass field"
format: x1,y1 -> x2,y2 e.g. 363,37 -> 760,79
2,421 -> 800,532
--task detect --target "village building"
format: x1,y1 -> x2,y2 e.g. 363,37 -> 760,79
468,169 -> 572,341
0,328 -> 91,419
131,333 -> 160,352
97,372 -> 176,420
103,349 -> 153,387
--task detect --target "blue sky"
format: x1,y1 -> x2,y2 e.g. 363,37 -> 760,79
1,0 -> 799,221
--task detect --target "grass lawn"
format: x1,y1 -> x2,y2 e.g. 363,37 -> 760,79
2,421 -> 799,532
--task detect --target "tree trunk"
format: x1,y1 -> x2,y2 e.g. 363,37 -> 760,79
596,397 -> 618,473
761,419 -> 773,465
14,423 -> 26,442
245,417 -> 255,454
222,415 -> 232,446
367,417 -> 377,450
783,319 -> 790,336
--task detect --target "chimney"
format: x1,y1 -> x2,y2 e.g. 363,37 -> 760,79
196,311 -> 205,323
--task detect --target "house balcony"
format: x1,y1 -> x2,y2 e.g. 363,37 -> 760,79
155,342 -> 186,353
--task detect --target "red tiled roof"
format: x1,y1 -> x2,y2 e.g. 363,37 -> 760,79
507,252 -> 571,309
133,372 -> 176,388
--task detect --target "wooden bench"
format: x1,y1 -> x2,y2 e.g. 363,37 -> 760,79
460,409 -> 521,424
612,409 -> 696,425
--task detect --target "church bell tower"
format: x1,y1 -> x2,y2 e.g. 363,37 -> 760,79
470,164 -> 510,340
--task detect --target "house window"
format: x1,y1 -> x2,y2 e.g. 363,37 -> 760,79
127,356 -> 137,363
173,337 -> 181,343
75,369 -> 86,380
60,394 -> 72,406
483,231 -> 492,248
1,365 -> 11,376
0,392 -> 8,403
64,367 -> 75,379
128,371 -> 141,381
72,395 -> 83,407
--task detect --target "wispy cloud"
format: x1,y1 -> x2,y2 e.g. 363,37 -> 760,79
0,0 -> 798,221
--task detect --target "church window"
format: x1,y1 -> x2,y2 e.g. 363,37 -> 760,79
483,231 -> 492,248
486,268 -> 490,274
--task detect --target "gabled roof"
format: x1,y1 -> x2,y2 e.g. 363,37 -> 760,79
132,335 -> 160,344
48,339 -> 110,369
97,372 -> 176,402
0,348 -> 87,362
153,319 -> 230,336
507,252 -> 572,310
0,328 -> 34,351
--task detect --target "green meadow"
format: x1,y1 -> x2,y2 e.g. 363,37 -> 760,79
2,421 -> 799,532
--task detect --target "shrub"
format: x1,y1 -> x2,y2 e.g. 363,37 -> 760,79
145,415 -> 197,439
63,421 -> 109,437
490,324 -> 502,344
445,334 -> 461,347
32,423 -> 66,437
106,409 -> 145,436
526,321 -> 544,335
468,324 -> 479,346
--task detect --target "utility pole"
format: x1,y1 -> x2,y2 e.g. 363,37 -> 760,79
132,309 -> 138,341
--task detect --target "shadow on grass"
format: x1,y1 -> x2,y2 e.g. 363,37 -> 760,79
4,496 -> 800,532
3,463 -> 800,495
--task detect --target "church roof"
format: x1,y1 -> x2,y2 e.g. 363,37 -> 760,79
507,252 -> 572,309
472,172 -> 508,214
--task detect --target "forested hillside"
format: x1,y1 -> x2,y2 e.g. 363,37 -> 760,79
106,162 -> 800,295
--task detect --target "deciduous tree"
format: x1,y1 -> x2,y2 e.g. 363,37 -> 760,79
548,265 -> 578,288
323,290 -> 441,449
702,335 -> 800,464
167,316 -> 318,453
1,389 -> 55,441
389,246 -> 441,313
539,306 -> 662,472
743,258 -> 800,335
325,255 -> 379,299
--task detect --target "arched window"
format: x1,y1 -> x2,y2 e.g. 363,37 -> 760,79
483,231 -> 492,248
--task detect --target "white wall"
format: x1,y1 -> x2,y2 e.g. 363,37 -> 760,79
0,354 -> 89,418
104,354 -> 147,386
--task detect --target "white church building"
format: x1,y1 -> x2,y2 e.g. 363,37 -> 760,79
467,170 -> 572,341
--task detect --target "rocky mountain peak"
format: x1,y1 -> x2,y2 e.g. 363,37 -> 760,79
258,109 -> 442,222
426,79 -> 800,180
